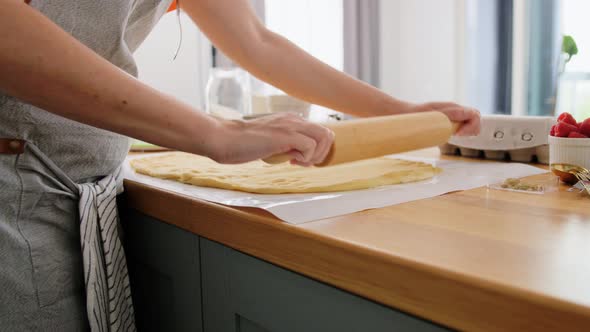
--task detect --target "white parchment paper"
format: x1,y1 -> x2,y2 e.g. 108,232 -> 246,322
123,154 -> 547,224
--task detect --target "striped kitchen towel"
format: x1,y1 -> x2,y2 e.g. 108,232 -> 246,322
78,167 -> 135,332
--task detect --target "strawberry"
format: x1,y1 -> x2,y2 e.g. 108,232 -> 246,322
558,112 -> 577,126
579,118 -> 590,137
554,122 -> 579,137
550,125 -> 556,136
568,131 -> 588,138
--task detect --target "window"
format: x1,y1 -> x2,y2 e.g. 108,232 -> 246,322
262,0 -> 345,120
505,0 -> 589,118
464,0 -> 513,115
556,0 -> 590,120
265,0 -> 344,71
522,0 -> 561,116
378,0 -> 590,118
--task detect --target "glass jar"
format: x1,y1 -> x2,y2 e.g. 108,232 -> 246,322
205,67 -> 251,118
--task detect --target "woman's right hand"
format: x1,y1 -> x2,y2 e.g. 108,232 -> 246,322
209,113 -> 334,167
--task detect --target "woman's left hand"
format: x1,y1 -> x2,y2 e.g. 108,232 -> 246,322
401,101 -> 481,136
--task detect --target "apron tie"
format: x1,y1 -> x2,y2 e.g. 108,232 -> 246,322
13,141 -> 136,331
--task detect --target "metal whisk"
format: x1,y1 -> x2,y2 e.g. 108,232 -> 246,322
574,171 -> 590,195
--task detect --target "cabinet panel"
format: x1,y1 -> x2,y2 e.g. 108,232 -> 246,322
121,207 -> 202,332
201,238 -> 450,332
238,315 -> 272,332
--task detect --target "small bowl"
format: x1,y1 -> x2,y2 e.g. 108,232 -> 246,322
548,135 -> 590,183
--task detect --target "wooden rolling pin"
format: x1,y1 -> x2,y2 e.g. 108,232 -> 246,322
263,111 -> 459,167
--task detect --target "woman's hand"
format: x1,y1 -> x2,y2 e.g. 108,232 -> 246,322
211,113 -> 334,167
401,102 -> 481,136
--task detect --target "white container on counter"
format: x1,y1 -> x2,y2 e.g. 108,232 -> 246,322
548,135 -> 590,169
251,94 -> 311,118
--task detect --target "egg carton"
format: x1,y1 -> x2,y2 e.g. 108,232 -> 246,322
439,115 -> 553,164
439,143 -> 549,164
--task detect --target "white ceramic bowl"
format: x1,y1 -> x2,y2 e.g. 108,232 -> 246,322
548,135 -> 590,170
250,94 -> 311,119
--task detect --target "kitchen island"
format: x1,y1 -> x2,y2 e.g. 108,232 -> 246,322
120,150 -> 590,332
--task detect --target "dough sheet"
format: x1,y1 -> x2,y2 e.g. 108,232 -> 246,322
130,152 -> 441,194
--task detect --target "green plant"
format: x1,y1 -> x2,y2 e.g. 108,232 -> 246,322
562,35 -> 578,64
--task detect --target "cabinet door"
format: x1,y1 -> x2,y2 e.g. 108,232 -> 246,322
201,238 -> 450,332
121,208 -> 202,332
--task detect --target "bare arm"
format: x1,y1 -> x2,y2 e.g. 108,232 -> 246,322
0,0 -> 333,165
183,0 -> 480,135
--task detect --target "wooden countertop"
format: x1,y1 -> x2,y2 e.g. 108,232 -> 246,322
123,149 -> 590,332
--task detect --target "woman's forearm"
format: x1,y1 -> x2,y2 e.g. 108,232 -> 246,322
0,1 -> 221,157
243,31 -> 406,117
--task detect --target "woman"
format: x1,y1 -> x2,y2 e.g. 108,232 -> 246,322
0,0 -> 480,330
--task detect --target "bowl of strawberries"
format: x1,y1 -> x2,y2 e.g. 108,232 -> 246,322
549,112 -> 590,183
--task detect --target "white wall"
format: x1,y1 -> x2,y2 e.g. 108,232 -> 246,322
379,0 -> 465,104
134,12 -> 211,110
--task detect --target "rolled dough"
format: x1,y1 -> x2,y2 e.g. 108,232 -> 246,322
130,152 -> 441,194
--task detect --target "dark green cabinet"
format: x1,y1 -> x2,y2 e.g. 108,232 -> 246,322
200,238 -> 448,332
122,208 -> 202,332
121,208 -> 450,332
